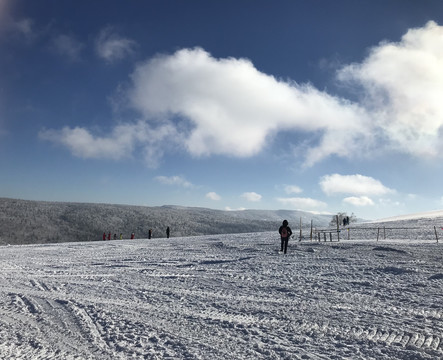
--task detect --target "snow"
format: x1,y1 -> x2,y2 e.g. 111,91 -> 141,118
374,209 -> 443,222
0,229 -> 442,359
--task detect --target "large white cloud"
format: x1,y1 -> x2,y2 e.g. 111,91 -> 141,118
339,21 -> 443,158
41,22 -> 443,166
129,47 -> 369,162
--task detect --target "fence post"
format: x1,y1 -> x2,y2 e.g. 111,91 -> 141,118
300,217 -> 302,241
310,220 -> 313,241
348,228 -> 350,240
377,228 -> 380,241
384,226 -> 386,240
330,232 -> 332,242
324,232 -> 326,242
434,226 -> 439,243
336,215 -> 340,242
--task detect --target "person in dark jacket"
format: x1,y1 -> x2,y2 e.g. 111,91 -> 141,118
166,226 -> 170,238
278,219 -> 293,254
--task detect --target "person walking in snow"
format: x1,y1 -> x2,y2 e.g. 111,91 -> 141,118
278,220 -> 292,254
103,232 -> 106,241
166,226 -> 170,238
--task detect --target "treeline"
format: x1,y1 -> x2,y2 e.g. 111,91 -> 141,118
0,198 -> 331,245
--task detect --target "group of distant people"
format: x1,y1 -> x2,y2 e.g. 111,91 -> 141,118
342,216 -> 350,226
102,232 -> 134,241
102,227 -> 170,241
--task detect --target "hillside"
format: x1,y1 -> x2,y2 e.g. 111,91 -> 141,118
0,198 -> 331,245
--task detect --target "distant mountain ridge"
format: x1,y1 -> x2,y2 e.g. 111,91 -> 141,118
0,198 -> 331,245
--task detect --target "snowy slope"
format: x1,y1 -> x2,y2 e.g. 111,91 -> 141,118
0,226 -> 442,359
376,209 -> 443,222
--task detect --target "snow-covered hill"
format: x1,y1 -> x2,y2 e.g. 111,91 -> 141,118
0,223 -> 442,359
0,198 -> 331,245
376,209 -> 443,222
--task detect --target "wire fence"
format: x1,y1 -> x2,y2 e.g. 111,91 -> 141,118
297,224 -> 442,243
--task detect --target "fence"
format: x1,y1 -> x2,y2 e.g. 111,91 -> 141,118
296,217 -> 441,243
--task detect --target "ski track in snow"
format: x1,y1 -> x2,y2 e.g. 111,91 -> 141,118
0,232 -> 442,359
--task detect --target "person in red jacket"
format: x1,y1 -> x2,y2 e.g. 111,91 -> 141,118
103,232 -> 106,241
108,232 -> 111,240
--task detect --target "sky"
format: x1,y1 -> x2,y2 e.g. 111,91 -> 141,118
2,0 -> 443,220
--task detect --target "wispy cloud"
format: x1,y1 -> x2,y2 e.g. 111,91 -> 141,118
95,27 -> 137,63
50,34 -> 84,62
284,185 -> 303,194
241,192 -> 262,202
155,175 -> 194,188
206,192 -> 221,201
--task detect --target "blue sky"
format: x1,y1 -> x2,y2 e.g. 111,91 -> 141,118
2,0 -> 443,220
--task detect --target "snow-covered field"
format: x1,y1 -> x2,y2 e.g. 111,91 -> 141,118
0,229 -> 442,359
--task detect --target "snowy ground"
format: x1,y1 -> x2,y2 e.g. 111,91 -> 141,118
0,230 -> 442,359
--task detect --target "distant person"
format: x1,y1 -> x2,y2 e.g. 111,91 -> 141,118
166,226 -> 170,238
278,220 -> 292,254
120,233 -> 123,240
148,229 -> 152,239
108,232 -> 111,241
131,233 -> 135,240
113,233 -> 117,240
103,232 -> 106,241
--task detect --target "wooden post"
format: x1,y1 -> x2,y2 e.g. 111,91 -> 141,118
300,217 -> 302,242
384,226 -> 386,240
318,232 -> 321,242
329,232 -> 332,242
377,228 -> 380,241
310,220 -> 313,241
324,232 -> 326,242
336,215 -> 340,242
434,226 -> 439,243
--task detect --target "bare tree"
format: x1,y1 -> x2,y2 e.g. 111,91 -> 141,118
329,212 -> 357,227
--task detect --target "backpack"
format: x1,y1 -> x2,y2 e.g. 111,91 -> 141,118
281,226 -> 288,238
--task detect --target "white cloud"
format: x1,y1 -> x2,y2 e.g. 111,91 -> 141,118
320,174 -> 394,196
338,21 -> 443,159
129,47 -> 369,163
39,121 -> 180,167
50,34 -> 84,62
241,192 -> 262,202
343,196 -> 374,206
96,27 -> 137,63
225,206 -> 246,211
155,175 -> 193,188
277,197 -> 327,211
284,185 -> 303,194
206,192 -> 221,201
39,125 -> 134,160
41,22 -> 443,166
